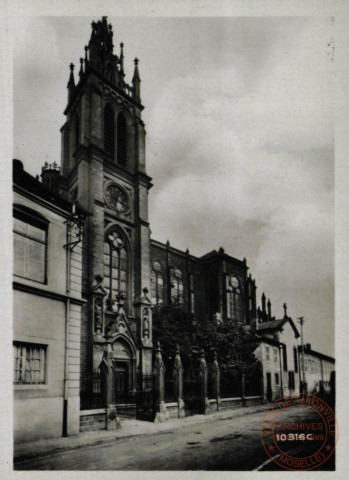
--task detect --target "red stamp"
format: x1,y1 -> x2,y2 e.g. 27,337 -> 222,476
260,393 -> 338,470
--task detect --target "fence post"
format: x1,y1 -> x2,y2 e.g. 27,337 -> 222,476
173,345 -> 185,418
198,349 -> 209,414
153,341 -> 168,422
212,351 -> 221,411
241,371 -> 246,406
101,341 -> 118,430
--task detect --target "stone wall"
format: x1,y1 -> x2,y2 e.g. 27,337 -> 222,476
80,410 -> 107,432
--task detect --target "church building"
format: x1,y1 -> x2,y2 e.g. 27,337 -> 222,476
57,16 -> 259,405
13,17 -> 334,440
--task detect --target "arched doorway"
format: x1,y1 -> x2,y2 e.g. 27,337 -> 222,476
112,337 -> 135,404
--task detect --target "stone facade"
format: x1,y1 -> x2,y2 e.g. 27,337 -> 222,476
59,18 -> 153,404
13,160 -> 85,442
150,241 -> 257,324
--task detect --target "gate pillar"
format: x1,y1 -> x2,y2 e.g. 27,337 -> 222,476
212,351 -> 221,411
198,349 -> 210,415
153,341 -> 169,422
173,345 -> 185,418
100,340 -> 118,430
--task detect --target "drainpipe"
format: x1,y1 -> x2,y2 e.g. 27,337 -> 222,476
63,215 -> 72,436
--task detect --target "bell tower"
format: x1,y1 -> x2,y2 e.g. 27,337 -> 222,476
60,17 -> 153,391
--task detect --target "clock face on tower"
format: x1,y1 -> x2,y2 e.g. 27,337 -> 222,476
104,183 -> 130,213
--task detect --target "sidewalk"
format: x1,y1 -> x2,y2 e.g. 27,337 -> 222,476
14,404 -> 268,464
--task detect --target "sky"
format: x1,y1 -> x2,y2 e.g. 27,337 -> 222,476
12,16 -> 334,356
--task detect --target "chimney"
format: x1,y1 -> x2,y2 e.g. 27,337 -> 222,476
41,161 -> 61,191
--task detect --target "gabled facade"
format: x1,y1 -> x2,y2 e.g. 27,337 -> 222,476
252,304 -> 301,401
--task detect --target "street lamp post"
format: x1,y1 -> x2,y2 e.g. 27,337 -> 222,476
279,344 -> 284,397
297,317 -> 306,392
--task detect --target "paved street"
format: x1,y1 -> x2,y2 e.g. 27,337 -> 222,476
15,407 -> 335,471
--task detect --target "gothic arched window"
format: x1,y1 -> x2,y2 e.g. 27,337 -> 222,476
117,112 -> 127,167
227,275 -> 243,322
170,268 -> 184,306
103,228 -> 128,306
151,261 -> 163,306
104,103 -> 115,158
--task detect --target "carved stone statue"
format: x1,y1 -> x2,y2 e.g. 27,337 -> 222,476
94,298 -> 103,334
143,307 -> 149,338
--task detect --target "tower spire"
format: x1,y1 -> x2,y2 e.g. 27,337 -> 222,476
261,292 -> 266,314
79,58 -> 84,80
132,57 -> 141,102
67,63 -> 75,103
267,298 -> 271,319
84,46 -> 89,66
120,42 -> 125,77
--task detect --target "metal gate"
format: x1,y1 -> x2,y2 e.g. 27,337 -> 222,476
116,374 -> 155,422
80,371 -> 105,410
183,377 -> 203,416
136,374 -> 156,422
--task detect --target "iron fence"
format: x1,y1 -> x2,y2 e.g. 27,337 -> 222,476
165,375 -> 176,403
183,376 -> 203,416
220,375 -> 241,398
80,371 -> 105,410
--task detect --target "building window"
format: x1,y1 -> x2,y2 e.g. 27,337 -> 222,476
104,103 -> 115,158
117,112 -> 127,167
13,342 -> 46,384
288,371 -> 295,389
266,346 -> 270,362
104,228 -> 128,305
227,275 -> 243,322
13,206 -> 48,283
170,268 -> 184,306
151,261 -> 163,306
247,279 -> 254,324
273,348 -> 278,363
275,373 -> 279,386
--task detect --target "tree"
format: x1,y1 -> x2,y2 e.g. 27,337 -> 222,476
152,305 -> 260,392
152,305 -> 196,369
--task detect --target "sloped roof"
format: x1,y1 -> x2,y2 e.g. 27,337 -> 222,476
258,317 -> 300,338
13,159 -> 87,215
298,345 -> 335,363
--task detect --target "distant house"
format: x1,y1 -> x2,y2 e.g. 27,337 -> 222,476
13,160 -> 86,442
251,303 -> 300,401
298,344 -> 335,396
